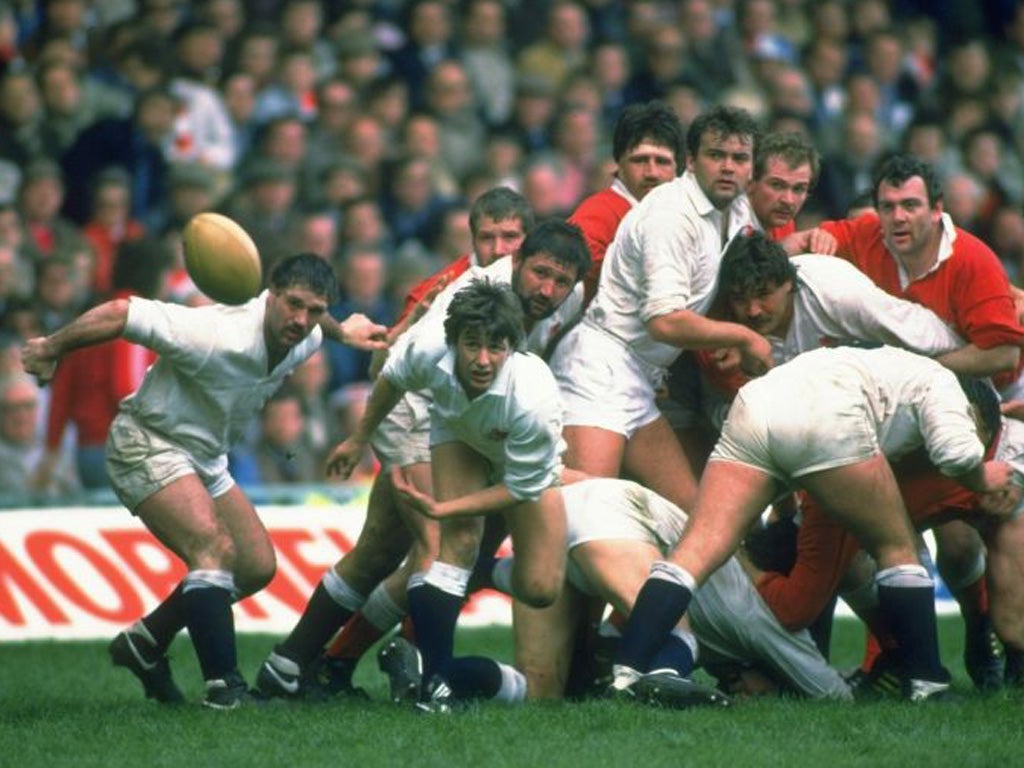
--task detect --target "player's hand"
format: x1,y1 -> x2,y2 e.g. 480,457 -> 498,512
21,337 -> 58,384
1010,284 -> 1024,325
324,437 -> 367,479
973,461 -> 1020,517
1001,399 -> 1024,422
391,465 -> 447,519
805,228 -> 837,255
978,484 -> 1022,517
339,313 -> 389,351
739,334 -> 774,377
708,346 -> 740,374
390,276 -> 449,345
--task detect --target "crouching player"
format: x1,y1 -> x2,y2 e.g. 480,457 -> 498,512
391,473 -> 852,705
610,345 -> 1016,703
20,254 -> 388,708
327,279 -> 569,711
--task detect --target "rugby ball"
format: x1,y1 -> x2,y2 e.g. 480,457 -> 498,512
182,212 -> 262,305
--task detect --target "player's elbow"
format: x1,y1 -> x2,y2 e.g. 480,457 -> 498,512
647,315 -> 675,345
1000,346 -> 1021,372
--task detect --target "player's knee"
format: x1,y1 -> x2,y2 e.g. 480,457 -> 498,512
512,576 -> 561,608
233,545 -> 277,596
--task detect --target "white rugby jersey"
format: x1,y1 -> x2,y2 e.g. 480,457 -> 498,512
382,337 -> 564,501
743,345 -> 985,477
120,291 -> 322,460
996,417 -> 1024,519
584,171 -> 756,369
768,255 -> 965,364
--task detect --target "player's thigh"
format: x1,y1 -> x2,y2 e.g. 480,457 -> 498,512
393,461 -> 440,571
623,416 -> 699,512
513,581 -> 584,700
931,518 -> 985,580
563,424 -> 626,477
135,473 -> 231,569
571,540 -> 663,616
673,460 -> 778,583
432,442 -> 488,567
799,454 -> 919,569
503,487 -> 567,607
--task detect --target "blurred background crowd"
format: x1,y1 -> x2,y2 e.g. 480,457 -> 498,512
2,0 -> 1024,498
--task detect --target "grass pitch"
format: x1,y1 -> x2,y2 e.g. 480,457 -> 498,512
2,618 -> 1021,768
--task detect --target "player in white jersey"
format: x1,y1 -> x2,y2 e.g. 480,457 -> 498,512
608,345 -> 1017,703
327,228 -> 590,710
550,105 -> 769,515
20,254 -> 388,709
255,190 -> 536,699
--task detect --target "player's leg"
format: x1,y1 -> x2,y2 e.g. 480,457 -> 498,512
510,581 -> 583,700
133,476 -> 254,708
562,424 -> 626,476
799,455 -> 948,698
932,519 -> 1003,691
623,416 -> 700,513
612,460 -> 778,686
982,515 -> 1024,687
406,441 -> 488,688
256,469 -> 411,698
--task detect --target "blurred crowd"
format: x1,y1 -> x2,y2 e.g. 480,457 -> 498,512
2,0 -> 1024,497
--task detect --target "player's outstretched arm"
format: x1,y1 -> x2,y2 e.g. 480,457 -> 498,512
325,376 -> 405,478
319,312 -> 389,351
21,299 -> 130,383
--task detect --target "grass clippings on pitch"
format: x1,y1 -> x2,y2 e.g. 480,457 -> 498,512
1,619 -> 1021,768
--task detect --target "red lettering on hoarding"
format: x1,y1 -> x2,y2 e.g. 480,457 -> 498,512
102,530 -> 186,600
0,540 -> 69,625
25,532 -> 144,622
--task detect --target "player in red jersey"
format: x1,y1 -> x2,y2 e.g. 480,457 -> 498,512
568,101 -> 684,307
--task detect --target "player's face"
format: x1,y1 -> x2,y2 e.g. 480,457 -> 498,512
266,285 -> 329,351
877,176 -> 942,261
617,139 -> 678,200
472,215 -> 526,267
454,327 -> 511,399
748,158 -> 813,229
687,131 -> 754,209
728,280 -> 794,337
511,251 -> 578,321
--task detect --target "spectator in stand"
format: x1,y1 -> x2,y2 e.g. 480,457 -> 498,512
368,76 -> 413,153
401,111 -> 460,200
0,68 -> 45,168
236,386 -> 320,485
227,159 -> 303,274
174,16 -> 228,89
390,0 -> 458,111
34,253 -> 89,335
36,59 -> 109,159
381,153 -> 455,251
802,37 -> 848,153
306,77 -> 359,177
458,0 -> 515,128
279,0 -> 335,81
319,157 -> 368,211
40,236 -> 171,490
17,159 -> 89,263
517,0 -> 589,95
219,70 -> 259,161
333,31 -> 388,95
625,25 -> 690,105
226,22 -> 281,102
424,59 -> 486,184
815,109 -> 884,219
198,0 -> 246,48
289,347 -> 331,459
253,47 -> 319,125
343,114 -> 388,197
296,207 -> 340,263
325,244 -> 395,392
521,156 -> 570,220
80,168 -> 147,297
61,85 -> 177,229
164,162 -> 219,234
0,371 -> 77,496
340,196 -> 392,254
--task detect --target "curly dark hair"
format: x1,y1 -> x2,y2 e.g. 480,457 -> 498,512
718,230 -> 798,300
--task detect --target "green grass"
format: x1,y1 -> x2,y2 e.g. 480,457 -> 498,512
1,618 -> 1021,768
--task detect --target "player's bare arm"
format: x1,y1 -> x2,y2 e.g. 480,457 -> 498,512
368,276 -> 450,379
318,312 -> 389,351
935,343 -> 1020,378
646,309 -> 774,376
21,298 -> 131,383
325,375 -> 405,477
391,465 -> 519,519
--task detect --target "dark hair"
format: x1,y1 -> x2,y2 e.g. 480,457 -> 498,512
718,230 -> 797,299
612,100 -> 685,169
958,375 -> 1002,450
754,131 -> 820,186
685,104 -> 761,160
269,252 -> 339,302
518,219 -> 591,281
112,237 -> 173,298
443,278 -> 525,349
872,154 -> 943,208
469,186 -> 534,235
